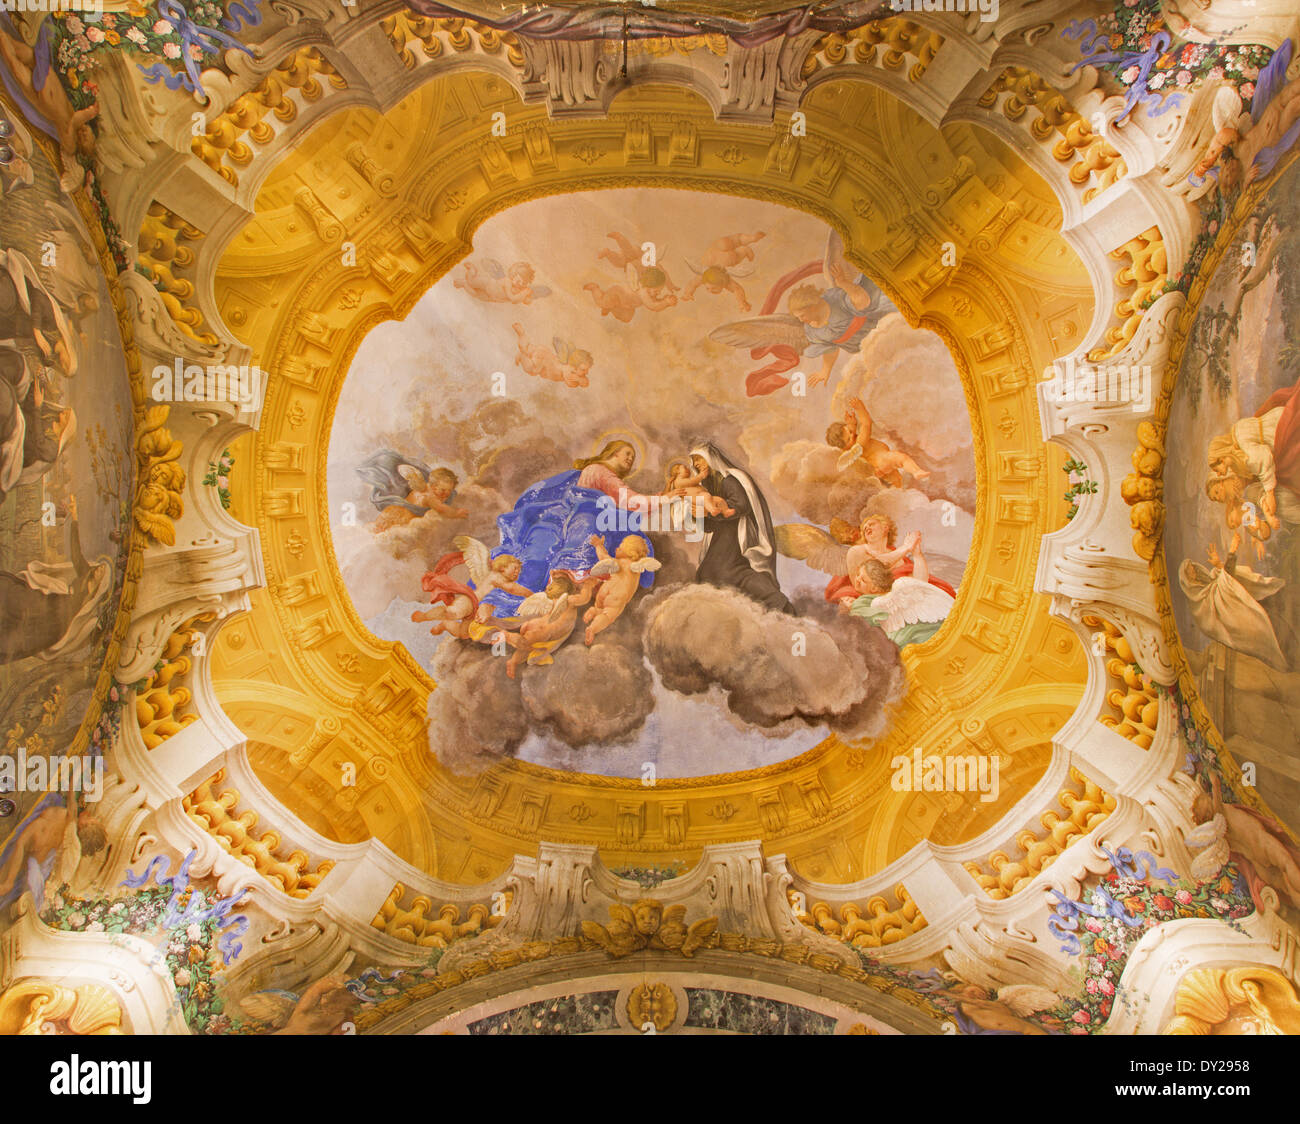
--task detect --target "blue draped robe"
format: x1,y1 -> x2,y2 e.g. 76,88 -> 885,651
478,469 -> 655,616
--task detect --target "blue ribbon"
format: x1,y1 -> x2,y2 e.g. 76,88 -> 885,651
137,0 -> 259,98
1063,20 -> 1184,125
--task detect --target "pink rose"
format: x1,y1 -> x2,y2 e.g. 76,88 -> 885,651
1100,979 -> 1115,996
1122,65 -> 1140,84
1086,978 -> 1099,994
102,13 -> 116,26
1085,918 -> 1103,933
153,19 -> 174,33
188,43 -> 203,60
1175,70 -> 1193,87
1175,889 -> 1192,904
65,15 -> 84,33
163,41 -> 181,59
1240,82 -> 1256,100
86,26 -> 104,43
1073,1010 -> 1091,1024
126,27 -> 146,46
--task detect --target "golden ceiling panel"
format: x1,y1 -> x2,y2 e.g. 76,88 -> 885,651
208,74 -> 1091,882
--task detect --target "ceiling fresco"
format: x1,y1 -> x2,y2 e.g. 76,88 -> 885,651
1,0 -> 1299,1062
329,188 -> 976,779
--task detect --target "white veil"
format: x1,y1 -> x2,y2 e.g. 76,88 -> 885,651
690,443 -> 778,576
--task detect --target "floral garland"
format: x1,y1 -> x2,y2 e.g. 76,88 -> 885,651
53,1 -> 259,103
1063,0 -> 1272,126
609,863 -> 686,889
202,447 -> 234,510
1062,457 -> 1097,522
46,0 -> 262,271
1052,862 -> 1254,1032
41,872 -> 250,1034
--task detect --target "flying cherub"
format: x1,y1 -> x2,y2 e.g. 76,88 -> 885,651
454,258 -> 549,304
777,514 -> 919,582
709,231 -> 892,396
661,460 -> 734,519
777,512 -> 958,606
583,534 -> 661,645
0,16 -> 97,191
681,231 -> 765,311
501,571 -> 595,678
513,322 -> 592,388
844,553 -> 955,648
828,395 -> 930,485
1192,38 -> 1300,192
585,230 -> 679,322
953,983 -> 1062,1036
239,973 -> 359,1035
413,537 -> 530,637
356,450 -> 468,533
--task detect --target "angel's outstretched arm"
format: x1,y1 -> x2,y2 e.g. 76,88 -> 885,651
848,397 -> 874,446
724,277 -> 750,310
588,534 -> 613,561
911,542 -> 930,585
826,239 -> 873,310
641,289 -> 677,311
810,350 -> 838,387
423,495 -> 468,518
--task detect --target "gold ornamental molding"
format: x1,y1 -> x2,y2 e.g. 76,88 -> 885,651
197,73 -> 1092,883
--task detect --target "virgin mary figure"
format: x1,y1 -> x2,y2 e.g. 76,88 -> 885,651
477,438 -> 665,617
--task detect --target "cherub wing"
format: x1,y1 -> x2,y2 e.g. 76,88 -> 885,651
625,261 -> 642,291
531,285 -> 551,299
519,591 -> 569,620
396,462 -> 425,489
774,523 -> 852,575
996,985 -> 1061,1018
553,336 -> 573,363
872,577 -> 955,631
836,444 -> 865,473
480,257 -> 506,279
629,558 -> 662,574
517,591 -> 554,617
708,314 -> 808,353
452,535 -> 493,586
591,558 -> 621,578
239,989 -> 299,1027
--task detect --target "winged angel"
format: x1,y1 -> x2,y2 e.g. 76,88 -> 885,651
709,231 -> 892,397
412,534 -> 531,637
454,257 -> 550,304
580,900 -> 718,959
239,974 -> 358,1035
775,520 -> 955,647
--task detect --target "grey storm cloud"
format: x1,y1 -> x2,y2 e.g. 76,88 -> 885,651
642,585 -> 903,739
